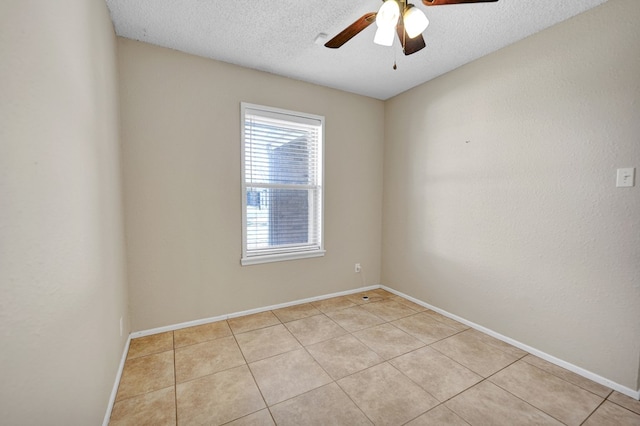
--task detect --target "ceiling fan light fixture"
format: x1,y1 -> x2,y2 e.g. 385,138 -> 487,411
376,0 -> 400,29
403,4 -> 429,39
374,26 -> 396,46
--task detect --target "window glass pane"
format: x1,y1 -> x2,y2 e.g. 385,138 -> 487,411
241,103 -> 324,264
245,188 -> 311,249
269,138 -> 310,185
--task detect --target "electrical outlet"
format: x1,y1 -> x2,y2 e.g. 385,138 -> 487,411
355,263 -> 361,273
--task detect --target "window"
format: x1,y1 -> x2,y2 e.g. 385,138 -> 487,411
241,103 -> 325,265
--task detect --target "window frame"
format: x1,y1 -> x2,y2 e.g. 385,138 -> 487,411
240,102 -> 325,266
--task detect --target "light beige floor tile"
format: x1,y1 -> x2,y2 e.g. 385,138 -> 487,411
446,381 -> 563,425
367,288 -> 395,298
431,332 -> 517,377
284,314 -> 347,346
176,365 -> 265,425
490,360 -> 603,425
107,291 -> 632,425
338,362 -> 439,426
127,332 -> 173,359
270,383 -> 372,426
390,346 -> 482,402
173,321 -> 231,348
249,348 -> 332,405
344,292 -> 385,305
360,299 -> 417,321
392,312 -> 461,344
325,306 -> 385,332
224,409 -> 275,426
583,401 -> 640,426
463,328 -> 528,358
228,311 -> 281,334
116,351 -> 175,401
354,323 -> 424,360
521,355 -> 612,398
272,303 -> 321,323
608,391 -> 640,415
405,405 -> 470,426
174,335 -> 245,383
306,334 -> 382,380
235,324 -> 301,362
311,296 -> 357,313
109,386 -> 176,426
420,310 -> 469,332
389,296 -> 428,312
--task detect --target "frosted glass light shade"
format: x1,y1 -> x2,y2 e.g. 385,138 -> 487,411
374,26 -> 396,46
404,5 -> 429,39
376,0 -> 400,29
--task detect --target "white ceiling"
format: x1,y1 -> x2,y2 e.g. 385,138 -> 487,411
105,0 -> 608,100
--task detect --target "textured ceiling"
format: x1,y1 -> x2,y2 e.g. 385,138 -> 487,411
106,0 -> 608,100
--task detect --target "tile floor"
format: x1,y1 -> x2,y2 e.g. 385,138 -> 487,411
109,289 -> 640,425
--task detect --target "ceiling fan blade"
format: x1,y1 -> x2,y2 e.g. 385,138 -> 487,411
325,13 -> 377,48
402,32 -> 426,55
422,0 -> 498,5
396,17 -> 426,56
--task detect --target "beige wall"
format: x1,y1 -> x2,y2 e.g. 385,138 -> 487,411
383,0 -> 640,391
0,0 -> 129,423
118,39 -> 384,331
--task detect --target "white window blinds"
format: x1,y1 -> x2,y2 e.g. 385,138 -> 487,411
241,103 -> 325,265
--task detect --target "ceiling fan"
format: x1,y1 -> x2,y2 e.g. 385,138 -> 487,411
325,0 -> 499,56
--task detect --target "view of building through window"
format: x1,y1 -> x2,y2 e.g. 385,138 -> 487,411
245,126 -> 312,250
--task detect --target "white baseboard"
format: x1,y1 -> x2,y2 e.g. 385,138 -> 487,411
381,285 -> 640,401
130,284 -> 381,338
102,335 -> 131,426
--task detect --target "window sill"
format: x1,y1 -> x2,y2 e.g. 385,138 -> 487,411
241,250 -> 326,266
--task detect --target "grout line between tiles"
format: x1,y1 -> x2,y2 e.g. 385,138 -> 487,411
579,398 -> 608,426
232,318 -> 272,415
498,384 -> 576,425
444,375 -> 558,424
420,340 -> 523,408
332,377 -> 377,426
386,347 -> 477,404
519,357 -> 614,400
519,355 -> 616,400
484,359 -> 603,426
172,332 -> 234,350
222,331 -> 281,424
605,400 -> 640,417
